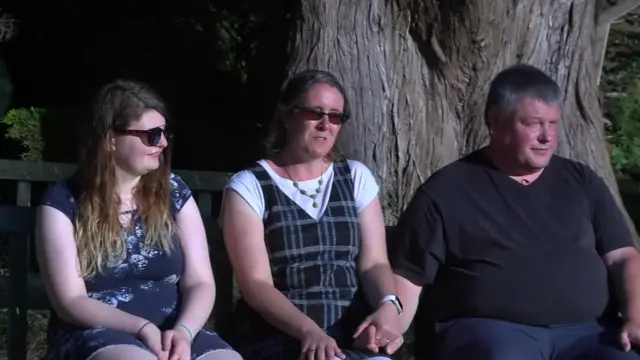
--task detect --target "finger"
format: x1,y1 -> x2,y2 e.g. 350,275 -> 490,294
150,340 -> 164,357
375,327 -> 396,346
373,334 -> 388,348
298,344 -> 309,360
179,347 -> 191,360
364,326 -> 379,352
353,318 -> 372,338
306,348 -> 316,360
385,336 -> 404,355
325,344 -> 335,360
366,326 -> 377,345
378,328 -> 400,347
168,344 -> 181,360
313,343 -> 327,360
621,330 -> 631,352
333,343 -> 346,360
158,349 -> 169,360
162,330 -> 174,352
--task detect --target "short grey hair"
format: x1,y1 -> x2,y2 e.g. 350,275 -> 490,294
484,64 -> 563,128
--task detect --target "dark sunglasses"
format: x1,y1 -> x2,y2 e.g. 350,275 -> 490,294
113,126 -> 171,147
293,106 -> 349,125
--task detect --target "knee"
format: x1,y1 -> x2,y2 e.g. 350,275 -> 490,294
435,319 -> 544,360
88,345 -> 156,360
439,340 -> 534,360
200,349 -> 244,360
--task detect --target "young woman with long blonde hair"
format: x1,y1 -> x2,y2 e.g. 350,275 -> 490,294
36,79 -> 241,360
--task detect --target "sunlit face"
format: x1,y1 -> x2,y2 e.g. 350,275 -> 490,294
490,98 -> 561,171
284,83 -> 347,160
111,110 -> 168,176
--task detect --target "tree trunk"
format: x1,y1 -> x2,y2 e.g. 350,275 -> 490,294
283,0 -> 639,239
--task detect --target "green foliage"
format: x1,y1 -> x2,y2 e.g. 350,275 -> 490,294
1,107 -> 45,162
215,8 -> 262,83
607,82 -> 640,176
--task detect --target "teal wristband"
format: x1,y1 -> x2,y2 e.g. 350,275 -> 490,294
176,322 -> 194,342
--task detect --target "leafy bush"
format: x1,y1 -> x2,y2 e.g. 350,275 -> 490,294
606,81 -> 640,177
1,107 -> 45,162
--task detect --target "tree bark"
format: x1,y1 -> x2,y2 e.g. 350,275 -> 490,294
283,0 -> 639,239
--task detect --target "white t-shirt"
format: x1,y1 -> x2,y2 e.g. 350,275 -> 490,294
225,159 -> 379,220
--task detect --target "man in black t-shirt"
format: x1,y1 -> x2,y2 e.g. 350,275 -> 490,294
389,64 -> 640,360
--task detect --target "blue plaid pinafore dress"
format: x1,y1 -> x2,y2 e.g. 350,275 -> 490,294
230,160 -> 386,360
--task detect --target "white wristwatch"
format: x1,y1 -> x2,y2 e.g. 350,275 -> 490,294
379,295 -> 403,315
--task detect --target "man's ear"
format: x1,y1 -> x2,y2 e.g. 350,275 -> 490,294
486,107 -> 502,134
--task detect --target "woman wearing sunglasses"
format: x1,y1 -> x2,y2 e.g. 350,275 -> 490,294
35,79 -> 242,360
220,70 -> 403,360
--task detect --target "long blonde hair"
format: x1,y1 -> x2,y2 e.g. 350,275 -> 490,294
74,79 -> 174,278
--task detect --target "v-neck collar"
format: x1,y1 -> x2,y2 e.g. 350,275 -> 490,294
259,160 -> 335,221
477,148 -> 553,189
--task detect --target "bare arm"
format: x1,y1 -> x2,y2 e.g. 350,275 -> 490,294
604,247 -> 640,322
35,205 -> 148,334
358,197 -> 397,309
387,185 -> 445,334
220,189 -> 319,338
586,167 -> 640,322
394,275 -> 423,334
175,196 -> 216,337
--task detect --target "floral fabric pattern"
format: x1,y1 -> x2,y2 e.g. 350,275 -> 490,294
40,173 -> 233,360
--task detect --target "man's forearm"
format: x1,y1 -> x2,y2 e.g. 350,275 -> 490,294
393,274 -> 422,334
359,263 -> 397,309
616,254 -> 640,321
176,283 -> 215,336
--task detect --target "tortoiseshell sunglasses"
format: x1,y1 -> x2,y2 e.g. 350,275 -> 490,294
113,126 -> 171,147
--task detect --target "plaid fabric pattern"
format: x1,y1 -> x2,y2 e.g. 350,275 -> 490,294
258,160 -> 361,331
231,160 -> 381,360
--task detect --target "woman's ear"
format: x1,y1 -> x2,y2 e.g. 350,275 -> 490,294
104,131 -> 116,152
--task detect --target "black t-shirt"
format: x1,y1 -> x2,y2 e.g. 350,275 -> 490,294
390,149 -> 635,326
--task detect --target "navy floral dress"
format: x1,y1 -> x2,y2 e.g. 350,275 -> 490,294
40,173 -> 234,360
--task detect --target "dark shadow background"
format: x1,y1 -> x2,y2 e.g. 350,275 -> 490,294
0,0 -> 293,172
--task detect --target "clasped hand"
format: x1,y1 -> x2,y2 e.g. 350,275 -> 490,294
621,318 -> 640,352
352,303 -> 403,355
138,322 -> 192,360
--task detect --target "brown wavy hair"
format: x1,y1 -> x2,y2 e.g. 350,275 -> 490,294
74,79 -> 174,278
265,69 -> 351,161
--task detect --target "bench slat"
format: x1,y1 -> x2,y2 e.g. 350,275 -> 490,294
8,236 -> 29,360
7,182 -> 33,360
0,277 -> 50,310
0,206 -> 36,234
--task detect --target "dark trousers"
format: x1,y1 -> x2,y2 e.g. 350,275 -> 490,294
434,317 -> 640,360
